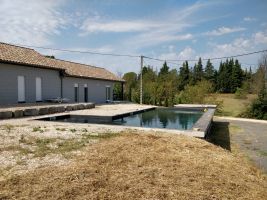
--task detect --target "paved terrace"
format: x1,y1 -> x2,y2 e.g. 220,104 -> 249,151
71,103 -> 156,116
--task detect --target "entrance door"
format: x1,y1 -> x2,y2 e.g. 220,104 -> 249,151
105,86 -> 111,102
84,84 -> 88,102
17,76 -> 25,103
36,77 -> 42,102
74,83 -> 79,102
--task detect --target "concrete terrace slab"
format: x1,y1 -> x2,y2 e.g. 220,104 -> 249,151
71,104 -> 156,117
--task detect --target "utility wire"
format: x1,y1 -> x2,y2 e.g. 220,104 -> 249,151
162,49 -> 267,62
11,42 -> 267,63
11,43 -> 140,58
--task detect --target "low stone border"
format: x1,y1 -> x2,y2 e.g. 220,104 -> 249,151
192,108 -> 216,138
215,116 -> 267,124
0,103 -> 95,120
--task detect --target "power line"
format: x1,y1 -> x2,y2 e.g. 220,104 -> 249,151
10,42 -> 267,63
163,49 -> 267,62
11,43 -> 140,58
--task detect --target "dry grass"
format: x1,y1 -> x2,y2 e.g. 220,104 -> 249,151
0,132 -> 266,200
214,93 -> 257,117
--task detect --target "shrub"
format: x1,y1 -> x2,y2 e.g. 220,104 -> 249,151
240,85 -> 267,120
234,88 -> 247,99
175,80 -> 214,104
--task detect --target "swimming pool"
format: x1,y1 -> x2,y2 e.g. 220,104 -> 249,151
112,108 -> 202,130
38,108 -> 203,131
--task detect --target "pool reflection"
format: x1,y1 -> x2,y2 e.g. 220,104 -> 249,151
112,108 -> 202,130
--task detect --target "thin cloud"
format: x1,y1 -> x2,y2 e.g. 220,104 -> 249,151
204,26 -> 246,36
243,17 -> 257,22
254,31 -> 267,44
80,19 -> 161,35
79,1 -> 220,48
0,0 -> 67,46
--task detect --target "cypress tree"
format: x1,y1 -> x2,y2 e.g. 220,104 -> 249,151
178,61 -> 190,90
196,57 -> 204,80
204,59 -> 215,82
231,59 -> 243,92
159,61 -> 169,77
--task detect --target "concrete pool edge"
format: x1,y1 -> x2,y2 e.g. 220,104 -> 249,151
191,108 -> 216,138
174,104 -> 217,138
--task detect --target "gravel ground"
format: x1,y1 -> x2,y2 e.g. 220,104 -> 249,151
214,117 -> 267,173
0,103 -> 157,180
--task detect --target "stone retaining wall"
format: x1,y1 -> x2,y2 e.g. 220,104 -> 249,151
0,103 -> 95,120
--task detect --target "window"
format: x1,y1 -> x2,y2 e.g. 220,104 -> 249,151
105,86 -> 111,102
74,83 -> 79,102
84,84 -> 88,102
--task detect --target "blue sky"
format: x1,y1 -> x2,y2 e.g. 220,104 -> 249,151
1,0 -> 267,74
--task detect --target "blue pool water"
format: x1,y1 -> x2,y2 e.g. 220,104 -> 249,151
112,108 -> 203,130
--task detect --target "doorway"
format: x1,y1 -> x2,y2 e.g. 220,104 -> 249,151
36,77 -> 42,102
17,76 -> 25,103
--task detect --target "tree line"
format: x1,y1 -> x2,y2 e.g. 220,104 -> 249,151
119,57 -> 254,106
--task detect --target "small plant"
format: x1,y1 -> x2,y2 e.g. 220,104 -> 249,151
2,124 -> 14,133
56,128 -> 66,131
70,128 -> 76,133
19,134 -> 26,143
82,128 -> 88,133
234,88 -> 247,99
32,126 -> 44,133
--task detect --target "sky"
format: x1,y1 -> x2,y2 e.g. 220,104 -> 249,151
0,0 -> 267,74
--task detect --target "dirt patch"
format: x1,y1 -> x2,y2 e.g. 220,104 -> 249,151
0,132 -> 266,200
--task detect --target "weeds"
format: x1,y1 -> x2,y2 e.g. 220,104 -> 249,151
1,124 -> 14,133
19,134 -> 26,143
56,128 -> 66,131
70,128 -> 76,133
82,128 -> 88,132
32,126 -> 44,133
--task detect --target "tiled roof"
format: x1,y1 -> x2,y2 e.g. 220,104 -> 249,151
0,42 -> 124,82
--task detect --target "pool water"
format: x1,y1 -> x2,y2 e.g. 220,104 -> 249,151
112,108 -> 202,130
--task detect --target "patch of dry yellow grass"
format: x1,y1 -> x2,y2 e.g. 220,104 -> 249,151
0,132 -> 266,200
214,93 -> 257,117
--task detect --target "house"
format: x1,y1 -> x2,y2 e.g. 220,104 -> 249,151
0,42 -> 124,105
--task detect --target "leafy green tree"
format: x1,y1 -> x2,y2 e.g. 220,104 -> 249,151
241,54 -> 267,119
123,72 -> 137,101
175,80 -> 214,104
